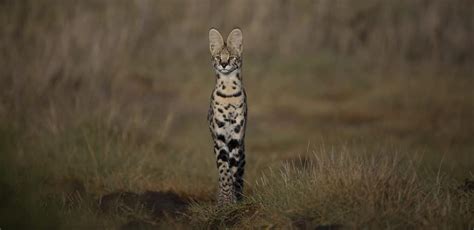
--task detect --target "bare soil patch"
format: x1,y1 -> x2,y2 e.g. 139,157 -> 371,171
99,191 -> 189,218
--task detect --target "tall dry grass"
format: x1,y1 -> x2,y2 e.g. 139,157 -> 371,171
1,0 -> 472,130
2,0 -> 472,86
190,147 -> 473,228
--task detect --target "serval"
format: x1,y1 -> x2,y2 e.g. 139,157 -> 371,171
207,28 -> 247,206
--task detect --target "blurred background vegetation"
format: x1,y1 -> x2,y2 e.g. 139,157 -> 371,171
0,0 -> 473,228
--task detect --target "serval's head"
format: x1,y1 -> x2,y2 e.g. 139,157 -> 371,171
209,28 -> 243,74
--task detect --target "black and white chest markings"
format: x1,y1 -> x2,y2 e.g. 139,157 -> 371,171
215,90 -> 242,98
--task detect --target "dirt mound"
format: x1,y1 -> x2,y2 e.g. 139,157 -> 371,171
141,191 -> 188,217
99,191 -> 189,218
458,179 -> 474,193
292,217 -> 342,230
119,220 -> 155,230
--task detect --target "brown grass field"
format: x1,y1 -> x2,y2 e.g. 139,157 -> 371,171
0,0 -> 473,229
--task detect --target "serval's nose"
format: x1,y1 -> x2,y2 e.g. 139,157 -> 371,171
221,62 -> 228,68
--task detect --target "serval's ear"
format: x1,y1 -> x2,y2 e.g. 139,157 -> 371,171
226,28 -> 243,56
209,28 -> 224,56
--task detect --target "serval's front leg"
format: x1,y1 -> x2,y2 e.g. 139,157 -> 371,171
229,110 -> 246,201
229,144 -> 245,201
214,139 -> 236,206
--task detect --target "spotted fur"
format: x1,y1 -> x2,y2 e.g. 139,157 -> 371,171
207,28 -> 247,206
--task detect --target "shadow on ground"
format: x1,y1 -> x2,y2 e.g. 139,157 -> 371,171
99,191 -> 190,229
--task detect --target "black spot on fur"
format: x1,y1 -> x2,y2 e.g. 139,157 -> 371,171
240,120 -> 244,126
222,85 -> 226,90
230,119 -> 236,124
217,134 -> 225,143
237,167 -> 245,176
217,108 -> 223,113
232,86 -> 236,90
215,118 -> 225,128
216,90 -> 242,98
229,158 -> 238,167
234,125 -> 241,133
218,149 -> 228,161
228,139 -> 239,152
237,165 -> 244,172
233,81 -> 237,85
